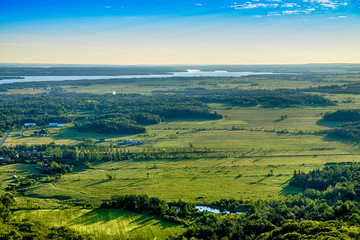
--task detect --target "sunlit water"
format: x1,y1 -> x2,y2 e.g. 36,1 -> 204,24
196,205 -> 243,215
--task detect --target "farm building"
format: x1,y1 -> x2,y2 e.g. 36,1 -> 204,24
48,123 -> 63,127
24,123 -> 36,127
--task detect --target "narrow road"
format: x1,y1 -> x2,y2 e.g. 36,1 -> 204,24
0,129 -> 12,147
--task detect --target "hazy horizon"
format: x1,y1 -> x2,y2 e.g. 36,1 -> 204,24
1,0 -> 360,65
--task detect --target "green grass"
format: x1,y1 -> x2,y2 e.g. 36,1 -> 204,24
13,208 -> 185,240
3,73 -> 360,208
3,100 -> 360,204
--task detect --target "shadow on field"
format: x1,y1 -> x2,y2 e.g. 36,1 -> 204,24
67,208 -> 172,231
316,120 -> 342,128
129,215 -> 154,229
322,135 -> 360,147
126,179 -> 147,187
68,209 -> 124,226
84,180 -> 108,187
279,180 -> 303,197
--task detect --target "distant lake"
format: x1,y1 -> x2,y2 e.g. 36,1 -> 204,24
0,70 -> 272,84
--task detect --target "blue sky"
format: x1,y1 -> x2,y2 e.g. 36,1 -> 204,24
0,0 -> 359,64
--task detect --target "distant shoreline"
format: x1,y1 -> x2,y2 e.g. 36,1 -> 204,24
0,70 -> 273,84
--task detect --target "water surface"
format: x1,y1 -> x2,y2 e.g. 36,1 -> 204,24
0,70 -> 272,84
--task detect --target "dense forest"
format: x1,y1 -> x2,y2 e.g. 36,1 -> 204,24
0,93 -> 221,133
156,88 -> 336,108
322,109 -> 360,141
306,82 -> 360,95
323,109 -> 360,122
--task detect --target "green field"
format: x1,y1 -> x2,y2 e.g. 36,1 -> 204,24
4,100 -> 360,203
13,208 -> 185,240
2,69 -> 360,238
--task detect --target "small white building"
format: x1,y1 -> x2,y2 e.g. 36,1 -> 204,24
123,139 -> 135,145
49,123 -> 63,127
24,123 -> 36,127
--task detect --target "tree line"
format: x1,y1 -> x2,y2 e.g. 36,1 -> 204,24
0,93 -> 221,133
155,88 -> 336,108
322,109 -> 360,141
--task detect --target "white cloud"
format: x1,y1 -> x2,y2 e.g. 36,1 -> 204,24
281,3 -> 298,7
231,2 -> 279,9
329,15 -> 347,19
303,0 -> 348,9
282,10 -> 300,14
267,11 -> 282,16
194,3 -> 203,6
302,8 -> 316,13
105,6 -> 110,9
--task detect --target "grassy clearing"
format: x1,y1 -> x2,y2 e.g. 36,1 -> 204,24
3,74 -> 360,207
13,208 -> 185,240
21,149 -> 360,204
3,100 -> 360,204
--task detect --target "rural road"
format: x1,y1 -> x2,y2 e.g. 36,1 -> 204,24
0,129 -> 12,147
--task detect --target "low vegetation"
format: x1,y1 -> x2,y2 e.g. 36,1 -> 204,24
1,65 -> 360,239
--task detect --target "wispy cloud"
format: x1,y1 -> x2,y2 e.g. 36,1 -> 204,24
281,3 -> 298,7
230,0 -> 349,16
282,10 -> 300,14
303,0 -> 348,9
231,2 -> 279,9
329,15 -> 347,19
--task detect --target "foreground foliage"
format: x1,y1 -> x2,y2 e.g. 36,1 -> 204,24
0,193 -> 93,239
179,163 -> 360,239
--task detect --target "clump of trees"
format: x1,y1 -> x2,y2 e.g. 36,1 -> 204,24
322,109 -> 360,141
0,93 -> 221,134
101,194 -> 195,224
75,119 -> 146,134
323,109 -> 360,122
156,88 -> 336,108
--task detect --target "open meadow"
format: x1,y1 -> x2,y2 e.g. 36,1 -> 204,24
13,208 -> 185,239
2,66 -> 360,239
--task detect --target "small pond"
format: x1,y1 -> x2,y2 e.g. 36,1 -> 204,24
196,205 -> 243,215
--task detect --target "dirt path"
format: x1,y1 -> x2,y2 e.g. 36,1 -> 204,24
0,129 -> 12,147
